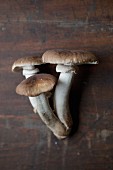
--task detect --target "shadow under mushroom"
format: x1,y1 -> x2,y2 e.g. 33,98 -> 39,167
69,65 -> 92,137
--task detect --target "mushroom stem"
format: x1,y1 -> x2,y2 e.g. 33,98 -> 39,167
54,72 -> 74,130
23,67 -> 39,79
23,68 -> 40,110
29,94 -> 70,139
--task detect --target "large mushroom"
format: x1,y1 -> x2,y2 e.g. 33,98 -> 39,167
16,74 -> 70,139
42,50 -> 98,130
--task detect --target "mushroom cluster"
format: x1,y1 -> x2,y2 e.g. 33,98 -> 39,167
12,50 -> 98,139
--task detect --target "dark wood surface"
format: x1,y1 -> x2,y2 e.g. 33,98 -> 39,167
0,0 -> 113,169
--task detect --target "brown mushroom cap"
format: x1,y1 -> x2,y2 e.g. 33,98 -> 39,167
12,56 -> 43,72
42,50 -> 98,65
16,74 -> 57,97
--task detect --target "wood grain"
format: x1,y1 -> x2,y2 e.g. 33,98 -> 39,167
0,0 -> 113,170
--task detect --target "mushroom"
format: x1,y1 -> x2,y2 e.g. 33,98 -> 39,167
16,74 -> 70,139
42,50 -> 98,65
12,56 -> 44,112
42,50 -> 98,130
12,56 -> 43,78
12,56 -> 70,138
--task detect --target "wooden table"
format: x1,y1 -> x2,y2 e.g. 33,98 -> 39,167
0,0 -> 113,169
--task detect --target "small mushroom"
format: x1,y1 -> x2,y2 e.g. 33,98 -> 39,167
12,56 -> 43,78
12,56 -> 44,113
16,74 -> 70,139
42,50 -> 98,130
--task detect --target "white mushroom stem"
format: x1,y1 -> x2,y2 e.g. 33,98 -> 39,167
22,67 -> 40,110
54,64 -> 77,130
23,67 -> 39,78
29,94 -> 70,139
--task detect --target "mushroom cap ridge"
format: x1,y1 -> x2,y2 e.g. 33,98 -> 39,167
12,56 -> 43,72
16,74 -> 57,97
42,50 -> 98,65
